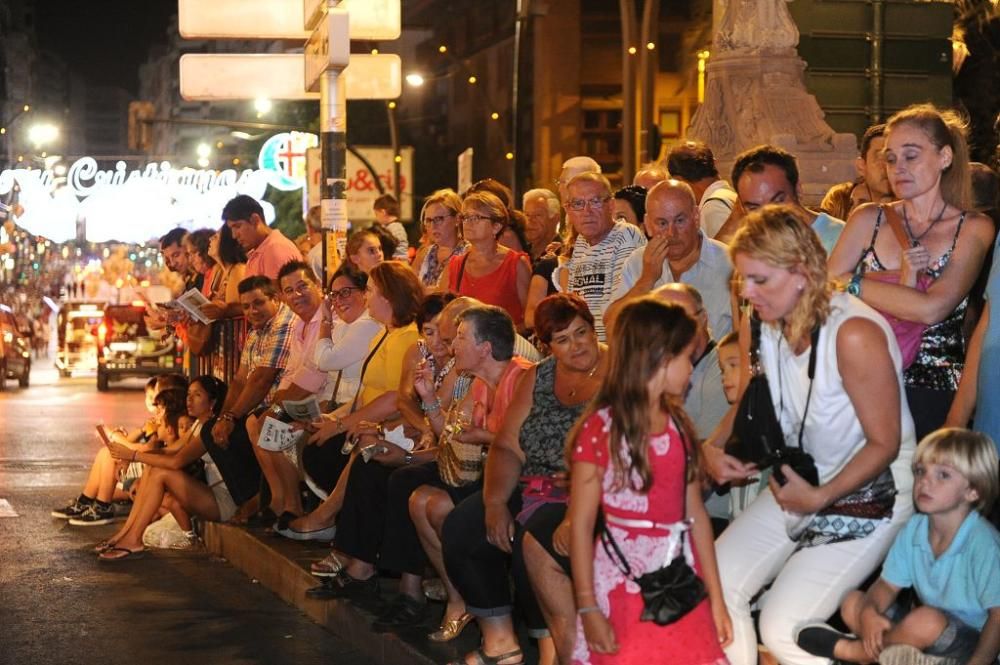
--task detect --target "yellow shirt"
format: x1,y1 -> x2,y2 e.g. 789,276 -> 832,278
359,323 -> 420,407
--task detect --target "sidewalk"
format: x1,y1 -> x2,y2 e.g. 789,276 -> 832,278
201,521 -> 485,665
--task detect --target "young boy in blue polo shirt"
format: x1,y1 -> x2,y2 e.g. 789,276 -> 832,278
797,428 -> 1000,665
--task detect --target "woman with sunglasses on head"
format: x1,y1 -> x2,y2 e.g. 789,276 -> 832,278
438,191 -> 532,331
412,189 -> 469,288
98,375 -> 261,561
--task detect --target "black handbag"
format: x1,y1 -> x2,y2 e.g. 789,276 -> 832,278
598,436 -> 707,626
725,316 -> 820,486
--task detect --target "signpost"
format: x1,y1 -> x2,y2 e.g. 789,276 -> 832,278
176,0 -> 402,284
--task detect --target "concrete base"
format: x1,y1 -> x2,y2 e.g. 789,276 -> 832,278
688,51 -> 858,205
202,521 -> 481,665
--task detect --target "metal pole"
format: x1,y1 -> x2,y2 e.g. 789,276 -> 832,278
870,0 -> 884,124
511,0 -> 525,200
387,102 -> 401,207
320,68 -> 348,289
619,0 -> 637,183
638,0 -> 660,164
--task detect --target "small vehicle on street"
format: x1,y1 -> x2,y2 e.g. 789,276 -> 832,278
56,301 -> 104,377
0,303 -> 32,390
97,302 -> 183,391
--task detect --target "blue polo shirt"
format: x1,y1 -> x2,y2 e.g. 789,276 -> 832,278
812,212 -> 845,256
881,511 -> 1000,630
973,241 -> 1000,450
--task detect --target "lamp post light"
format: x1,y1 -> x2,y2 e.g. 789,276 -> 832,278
27,123 -> 59,150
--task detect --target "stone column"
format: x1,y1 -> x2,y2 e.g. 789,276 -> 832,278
690,0 -> 857,204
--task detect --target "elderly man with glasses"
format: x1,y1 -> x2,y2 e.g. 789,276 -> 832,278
553,172 -> 646,341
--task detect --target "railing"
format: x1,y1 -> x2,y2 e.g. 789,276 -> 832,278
188,317 -> 248,384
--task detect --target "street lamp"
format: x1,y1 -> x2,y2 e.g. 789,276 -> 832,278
27,123 -> 59,150
253,97 -> 272,118
404,73 -> 425,87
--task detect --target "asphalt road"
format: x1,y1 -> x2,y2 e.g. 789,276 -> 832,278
0,366 -> 374,665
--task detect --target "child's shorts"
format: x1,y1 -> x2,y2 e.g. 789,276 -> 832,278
885,601 -> 981,662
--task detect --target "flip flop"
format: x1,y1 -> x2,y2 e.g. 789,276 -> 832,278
98,546 -> 147,561
93,539 -> 116,553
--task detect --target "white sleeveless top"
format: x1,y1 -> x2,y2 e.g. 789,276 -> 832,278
759,292 -> 915,495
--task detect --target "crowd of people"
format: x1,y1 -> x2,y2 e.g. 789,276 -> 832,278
50,102 -> 1000,665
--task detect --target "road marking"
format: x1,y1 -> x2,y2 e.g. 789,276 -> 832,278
0,498 -> 19,517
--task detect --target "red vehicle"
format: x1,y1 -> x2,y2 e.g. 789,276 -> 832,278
0,304 -> 31,390
96,302 -> 183,391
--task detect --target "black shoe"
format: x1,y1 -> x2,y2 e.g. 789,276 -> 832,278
69,503 -> 117,526
51,500 -> 89,520
796,624 -> 850,660
372,594 -> 429,632
305,573 -> 379,601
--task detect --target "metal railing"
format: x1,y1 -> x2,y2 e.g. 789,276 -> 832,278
189,317 -> 248,384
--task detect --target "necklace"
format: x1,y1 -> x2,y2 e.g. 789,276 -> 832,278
567,351 -> 603,399
901,201 -> 947,245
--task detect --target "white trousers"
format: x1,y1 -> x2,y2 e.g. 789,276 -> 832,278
716,487 -> 913,665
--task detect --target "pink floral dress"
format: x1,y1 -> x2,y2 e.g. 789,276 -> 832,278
571,408 -> 728,665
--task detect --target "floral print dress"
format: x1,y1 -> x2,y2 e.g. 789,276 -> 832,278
571,407 -> 728,665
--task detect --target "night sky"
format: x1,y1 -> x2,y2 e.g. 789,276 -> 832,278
34,0 -> 177,95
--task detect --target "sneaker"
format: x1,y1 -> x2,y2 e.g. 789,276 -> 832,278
51,500 -> 89,520
796,624 -> 850,659
372,594 -> 430,632
69,503 -> 117,526
878,645 -> 958,665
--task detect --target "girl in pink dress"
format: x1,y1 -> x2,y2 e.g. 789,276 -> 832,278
568,298 -> 732,665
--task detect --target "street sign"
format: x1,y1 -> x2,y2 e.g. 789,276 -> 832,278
458,148 -> 474,194
180,0 -> 401,41
179,53 -> 401,101
305,9 -> 350,93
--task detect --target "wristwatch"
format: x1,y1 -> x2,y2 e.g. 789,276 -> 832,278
846,273 -> 863,297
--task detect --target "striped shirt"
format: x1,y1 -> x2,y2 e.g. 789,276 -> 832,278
557,221 -> 647,341
238,305 -> 296,407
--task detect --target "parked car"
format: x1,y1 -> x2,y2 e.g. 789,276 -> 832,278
0,304 -> 31,389
97,302 -> 183,391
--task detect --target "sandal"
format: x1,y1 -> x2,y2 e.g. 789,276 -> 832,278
447,647 -> 523,665
98,546 -> 147,561
429,612 -> 473,642
310,552 -> 345,578
93,539 -> 116,553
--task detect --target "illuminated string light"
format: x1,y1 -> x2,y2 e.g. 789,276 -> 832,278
394,155 -> 402,163
468,75 -> 477,84
438,45 -> 447,53
371,48 -> 379,55
388,101 -> 397,109
490,112 -> 500,120
628,46 -> 637,55
505,152 -> 514,160
646,42 -> 655,50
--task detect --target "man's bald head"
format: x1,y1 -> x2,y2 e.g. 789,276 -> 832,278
439,296 -> 483,346
651,282 -> 710,342
647,178 -> 698,209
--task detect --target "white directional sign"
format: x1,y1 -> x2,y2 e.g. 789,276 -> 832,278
179,53 -> 401,101
180,0 -> 400,41
305,9 -> 350,93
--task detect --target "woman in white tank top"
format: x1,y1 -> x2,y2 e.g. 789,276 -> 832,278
709,205 -> 916,665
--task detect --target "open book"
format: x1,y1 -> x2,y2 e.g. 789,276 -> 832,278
257,416 -> 305,452
165,288 -> 216,325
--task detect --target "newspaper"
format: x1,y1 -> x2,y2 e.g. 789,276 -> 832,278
282,395 -> 322,422
258,416 -> 305,452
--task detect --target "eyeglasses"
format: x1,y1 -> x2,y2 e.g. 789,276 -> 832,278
327,286 -> 362,300
422,214 -> 455,227
565,196 -> 611,212
459,213 -> 496,224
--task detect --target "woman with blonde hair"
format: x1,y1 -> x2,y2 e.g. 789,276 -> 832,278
828,104 -> 995,440
709,204 -> 917,665
438,190 -> 531,330
412,189 -> 469,287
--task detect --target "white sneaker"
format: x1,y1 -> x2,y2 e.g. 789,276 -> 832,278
878,645 -> 958,665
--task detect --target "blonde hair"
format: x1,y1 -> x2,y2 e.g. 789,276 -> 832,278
914,428 -> 999,513
420,188 -> 463,221
885,104 -> 972,210
729,204 -> 832,345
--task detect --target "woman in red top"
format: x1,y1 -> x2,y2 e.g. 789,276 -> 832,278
439,191 -> 531,331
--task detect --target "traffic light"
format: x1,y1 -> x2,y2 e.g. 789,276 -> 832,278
128,101 -> 155,152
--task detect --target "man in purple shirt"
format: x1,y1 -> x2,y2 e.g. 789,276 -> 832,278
223,195 -> 302,281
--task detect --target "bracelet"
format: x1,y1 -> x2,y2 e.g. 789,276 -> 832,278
220,412 -> 235,423
421,399 -> 441,414
577,606 -> 601,615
